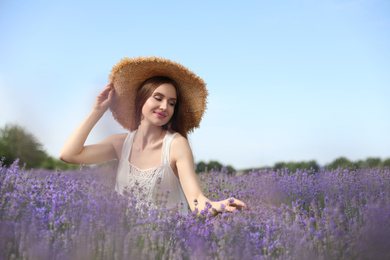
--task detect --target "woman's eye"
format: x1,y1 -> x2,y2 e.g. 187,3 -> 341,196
169,102 -> 176,106
154,96 -> 162,101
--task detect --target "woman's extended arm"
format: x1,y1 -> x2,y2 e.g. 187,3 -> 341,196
172,135 -> 246,214
59,83 -> 120,165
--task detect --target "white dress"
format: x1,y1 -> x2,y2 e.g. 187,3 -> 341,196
115,130 -> 189,214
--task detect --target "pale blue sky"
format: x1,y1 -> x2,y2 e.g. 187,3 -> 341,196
1,0 -> 389,169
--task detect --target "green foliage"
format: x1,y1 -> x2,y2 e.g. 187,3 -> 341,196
225,165 -> 236,174
363,157 -> 382,168
326,157 -> 353,170
195,161 -> 207,173
0,124 -> 47,169
244,156 -> 390,174
383,158 -> 390,168
326,156 -> 387,170
0,123 -> 78,170
274,160 -> 319,173
195,160 -> 235,174
41,155 -> 79,170
206,160 -> 223,171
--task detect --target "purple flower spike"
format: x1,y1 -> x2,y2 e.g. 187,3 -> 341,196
1,160 -> 390,259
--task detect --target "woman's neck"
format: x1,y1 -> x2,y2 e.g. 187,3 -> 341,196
135,121 -> 165,150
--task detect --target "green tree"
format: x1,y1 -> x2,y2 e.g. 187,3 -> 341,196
207,160 -> 223,172
298,160 -> 319,172
274,160 -> 319,173
352,159 -> 365,169
195,160 -> 235,174
195,161 -> 207,173
364,157 -> 382,168
225,165 -> 236,174
0,124 -> 47,169
383,158 -> 390,168
327,157 -> 353,170
274,162 -> 288,170
40,155 -> 56,169
40,155 -> 79,170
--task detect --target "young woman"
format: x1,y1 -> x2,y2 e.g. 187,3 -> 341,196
59,56 -> 246,214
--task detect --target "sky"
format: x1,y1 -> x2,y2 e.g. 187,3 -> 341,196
0,0 -> 389,170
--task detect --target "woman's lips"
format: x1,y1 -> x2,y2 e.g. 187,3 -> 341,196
155,112 -> 166,118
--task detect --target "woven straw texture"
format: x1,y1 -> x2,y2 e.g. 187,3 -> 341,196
108,56 -> 208,135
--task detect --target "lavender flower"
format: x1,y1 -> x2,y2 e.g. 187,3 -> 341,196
0,159 -> 389,259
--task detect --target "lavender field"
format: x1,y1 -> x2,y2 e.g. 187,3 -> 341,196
1,159 -> 389,260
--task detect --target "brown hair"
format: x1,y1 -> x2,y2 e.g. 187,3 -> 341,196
134,76 -> 187,138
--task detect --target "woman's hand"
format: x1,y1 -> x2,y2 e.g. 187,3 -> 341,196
213,197 -> 247,214
93,82 -> 114,113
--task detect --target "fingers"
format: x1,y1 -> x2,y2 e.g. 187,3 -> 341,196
93,83 -> 115,112
225,204 -> 237,212
105,82 -> 114,89
229,197 -> 246,207
99,83 -> 115,101
102,82 -> 114,94
225,197 -> 248,212
106,84 -> 115,100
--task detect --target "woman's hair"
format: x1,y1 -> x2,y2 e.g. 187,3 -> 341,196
134,76 -> 187,138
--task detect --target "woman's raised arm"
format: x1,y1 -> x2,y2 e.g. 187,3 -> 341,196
59,83 -> 121,165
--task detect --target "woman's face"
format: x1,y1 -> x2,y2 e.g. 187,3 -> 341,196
141,83 -> 177,127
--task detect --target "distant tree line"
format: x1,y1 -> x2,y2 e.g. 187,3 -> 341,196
274,160 -> 320,173
325,156 -> 390,170
243,157 -> 390,173
0,124 -> 77,170
195,160 -> 236,174
1,123 -> 390,173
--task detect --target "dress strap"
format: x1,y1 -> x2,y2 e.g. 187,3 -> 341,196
121,131 -> 136,162
161,131 -> 177,165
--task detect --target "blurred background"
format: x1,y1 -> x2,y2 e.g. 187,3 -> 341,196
1,0 -> 389,170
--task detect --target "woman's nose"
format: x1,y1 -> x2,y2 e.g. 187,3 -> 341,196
160,101 -> 168,110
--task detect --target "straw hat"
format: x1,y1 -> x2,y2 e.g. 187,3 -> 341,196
108,56 -> 208,136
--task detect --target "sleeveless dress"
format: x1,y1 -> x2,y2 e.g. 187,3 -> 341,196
115,130 -> 189,214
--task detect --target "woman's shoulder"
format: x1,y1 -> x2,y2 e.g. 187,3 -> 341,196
106,133 -> 128,145
170,132 -> 191,150
170,132 -> 193,165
